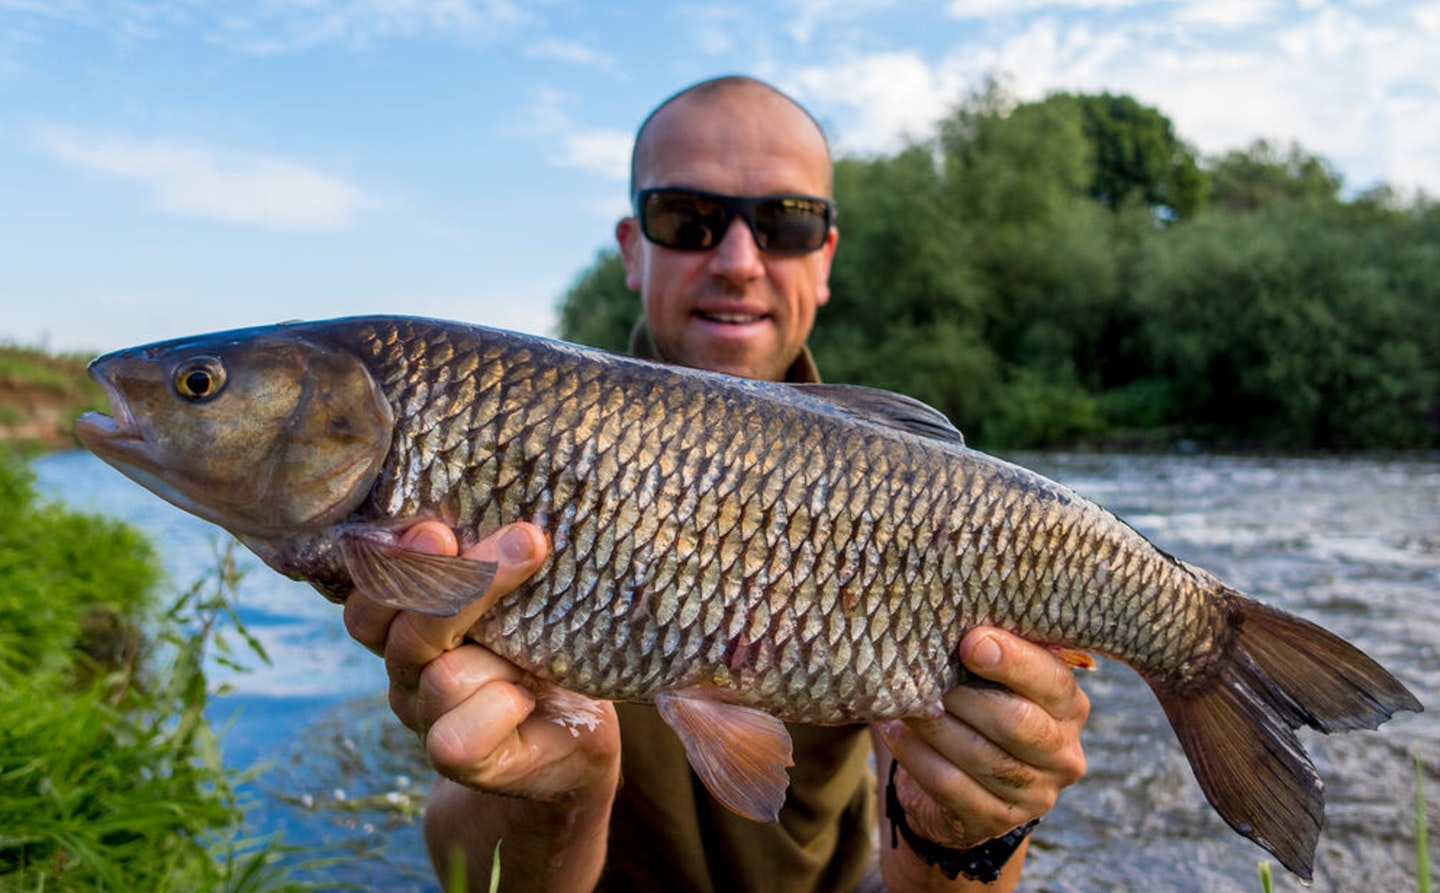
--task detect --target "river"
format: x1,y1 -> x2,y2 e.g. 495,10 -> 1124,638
33,449 -> 1439,892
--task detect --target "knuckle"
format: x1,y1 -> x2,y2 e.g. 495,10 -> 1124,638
342,597 -> 389,654
388,683 -> 419,732
989,749 -> 1039,791
1059,744 -> 1088,785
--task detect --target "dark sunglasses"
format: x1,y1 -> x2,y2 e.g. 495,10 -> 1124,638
633,188 -> 835,256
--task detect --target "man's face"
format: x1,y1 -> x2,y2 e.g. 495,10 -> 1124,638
617,89 -> 837,382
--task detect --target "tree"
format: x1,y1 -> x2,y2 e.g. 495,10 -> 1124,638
1207,139 -> 1343,212
1047,91 -> 1208,219
550,83 -> 1435,448
1133,205 -> 1436,447
556,248 -> 636,352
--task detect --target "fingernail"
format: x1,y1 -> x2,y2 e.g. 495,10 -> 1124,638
970,633 -> 1002,669
403,524 -> 446,550
498,525 -> 535,563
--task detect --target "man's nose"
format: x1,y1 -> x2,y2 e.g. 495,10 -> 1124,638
707,216 -> 765,279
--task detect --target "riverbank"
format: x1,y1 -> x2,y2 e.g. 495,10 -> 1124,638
0,343 -> 103,450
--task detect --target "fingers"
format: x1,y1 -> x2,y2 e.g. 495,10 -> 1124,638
379,522 -> 549,691
336,519 -> 621,805
426,677 -> 617,799
877,627 -> 1090,846
343,592 -> 398,657
340,518 -> 550,729
878,722 -> 1022,845
411,644 -> 536,762
948,629 -> 1090,775
340,520 -> 468,655
958,628 -> 1090,723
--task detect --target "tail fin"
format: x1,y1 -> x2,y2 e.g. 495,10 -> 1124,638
1151,593 -> 1422,881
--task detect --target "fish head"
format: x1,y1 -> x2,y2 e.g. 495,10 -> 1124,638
75,325 -> 394,539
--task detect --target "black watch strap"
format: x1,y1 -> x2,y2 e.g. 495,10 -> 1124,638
885,758 -> 1039,883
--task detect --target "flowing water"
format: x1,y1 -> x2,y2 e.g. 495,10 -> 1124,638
33,449 -> 1440,892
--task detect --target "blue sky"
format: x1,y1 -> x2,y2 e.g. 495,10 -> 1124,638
3,0 -> 1437,355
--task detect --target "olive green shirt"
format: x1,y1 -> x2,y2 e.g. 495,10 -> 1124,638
595,322 -> 877,893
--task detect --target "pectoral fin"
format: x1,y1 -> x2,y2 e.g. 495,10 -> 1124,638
339,530 -> 498,617
1048,646 -> 1099,670
654,690 -> 794,823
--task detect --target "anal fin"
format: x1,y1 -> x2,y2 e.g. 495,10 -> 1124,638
654,690 -> 794,823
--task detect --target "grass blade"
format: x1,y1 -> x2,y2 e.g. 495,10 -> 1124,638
1419,748 -> 1432,893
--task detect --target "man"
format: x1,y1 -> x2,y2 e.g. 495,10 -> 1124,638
343,76 -> 1089,891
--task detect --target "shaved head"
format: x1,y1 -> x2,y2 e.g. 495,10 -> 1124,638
629,76 -> 833,198
616,74 -> 839,381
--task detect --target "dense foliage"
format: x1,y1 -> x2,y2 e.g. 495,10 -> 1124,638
0,455 -> 313,892
556,86 -> 1439,449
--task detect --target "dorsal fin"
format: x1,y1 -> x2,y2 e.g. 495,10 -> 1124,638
791,383 -> 965,445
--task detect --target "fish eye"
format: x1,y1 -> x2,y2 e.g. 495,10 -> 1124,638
173,357 -> 227,402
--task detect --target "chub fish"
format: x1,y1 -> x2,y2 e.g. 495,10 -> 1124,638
75,315 -> 1420,879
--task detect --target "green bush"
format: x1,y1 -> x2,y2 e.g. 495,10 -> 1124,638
0,454 -> 316,892
555,85 -> 1440,450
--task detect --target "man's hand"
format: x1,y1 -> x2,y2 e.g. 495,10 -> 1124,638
342,521 -> 621,802
877,627 -> 1090,850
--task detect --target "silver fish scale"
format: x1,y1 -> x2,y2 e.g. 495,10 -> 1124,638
338,319 -> 1229,722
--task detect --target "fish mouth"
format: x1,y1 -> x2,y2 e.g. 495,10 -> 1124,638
73,362 -> 208,522
74,364 -> 143,458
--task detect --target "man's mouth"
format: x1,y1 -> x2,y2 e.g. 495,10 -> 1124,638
694,310 -> 768,325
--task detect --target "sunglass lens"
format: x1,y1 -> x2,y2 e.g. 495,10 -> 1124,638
754,197 -> 830,254
643,192 -> 729,251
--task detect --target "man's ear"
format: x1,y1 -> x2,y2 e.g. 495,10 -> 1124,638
616,217 -> 644,293
814,226 -> 839,307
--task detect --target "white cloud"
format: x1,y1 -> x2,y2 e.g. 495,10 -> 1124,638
1418,1 -> 1440,32
1276,5 -> 1364,58
2,0 -> 535,53
216,0 -> 535,53
553,129 -> 633,181
790,20 -> 1133,156
1175,0 -> 1283,28
514,89 -> 632,181
683,6 -> 750,56
947,0 -> 1150,17
38,127 -> 373,230
788,52 -> 968,155
785,0 -> 902,44
958,17 -> 1133,93
524,37 -> 613,68
779,2 -> 1440,197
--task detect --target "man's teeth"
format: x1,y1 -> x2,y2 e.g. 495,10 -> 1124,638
701,312 -> 762,323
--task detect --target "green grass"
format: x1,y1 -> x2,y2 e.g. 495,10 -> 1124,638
0,453 -> 322,892
0,343 -> 109,448
0,343 -> 101,401
1418,748 -> 1432,893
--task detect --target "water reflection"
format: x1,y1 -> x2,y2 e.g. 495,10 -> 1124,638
34,449 -> 1439,892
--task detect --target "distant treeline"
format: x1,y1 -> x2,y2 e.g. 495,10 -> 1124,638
557,83 -> 1440,450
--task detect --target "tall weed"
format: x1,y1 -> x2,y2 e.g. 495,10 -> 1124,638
0,454 -> 320,892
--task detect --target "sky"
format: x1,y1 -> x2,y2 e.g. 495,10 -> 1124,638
2,0 -> 1438,356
